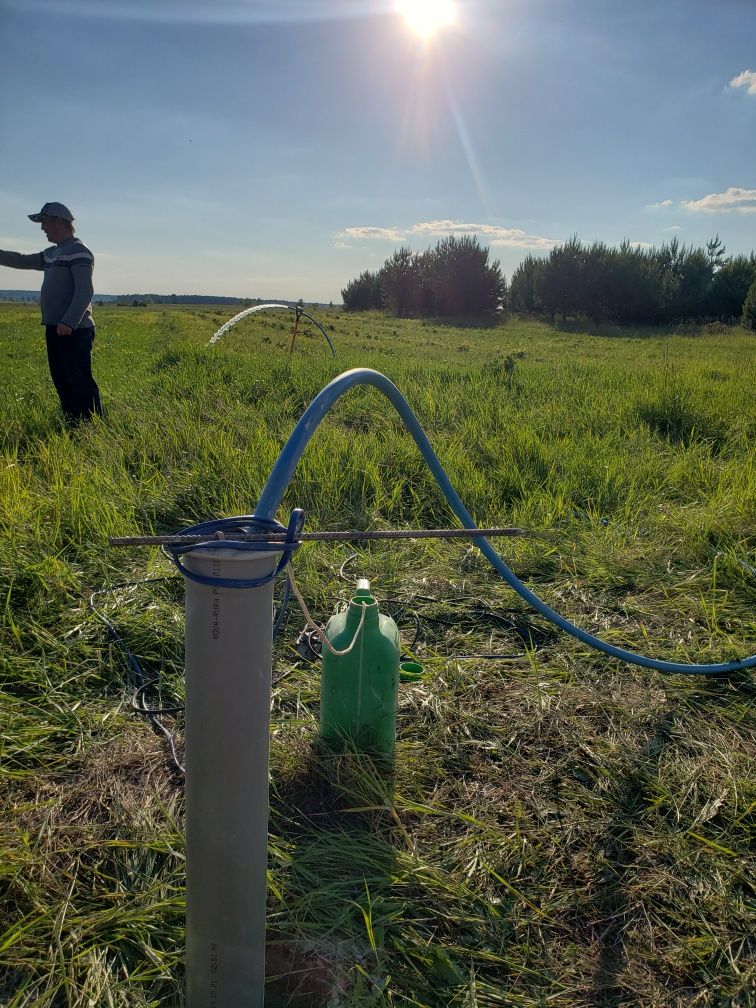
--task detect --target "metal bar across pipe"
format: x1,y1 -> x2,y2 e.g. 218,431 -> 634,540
109,526 -> 531,547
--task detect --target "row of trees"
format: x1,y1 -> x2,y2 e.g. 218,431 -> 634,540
343,234 -> 756,326
342,236 -> 505,317
114,294 -> 259,306
509,236 -> 755,324
744,279 -> 756,330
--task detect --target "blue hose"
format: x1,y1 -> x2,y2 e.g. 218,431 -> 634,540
255,368 -> 755,676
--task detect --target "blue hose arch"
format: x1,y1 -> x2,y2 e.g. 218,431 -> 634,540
255,368 -> 755,676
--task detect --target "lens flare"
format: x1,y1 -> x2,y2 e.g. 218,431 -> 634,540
396,0 -> 457,39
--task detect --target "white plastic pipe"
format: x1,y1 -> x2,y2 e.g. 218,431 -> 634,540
182,546 -> 281,1007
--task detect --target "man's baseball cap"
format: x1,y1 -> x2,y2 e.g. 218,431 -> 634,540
28,202 -> 74,223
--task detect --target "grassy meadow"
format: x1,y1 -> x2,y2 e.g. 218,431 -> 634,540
0,301 -> 755,1007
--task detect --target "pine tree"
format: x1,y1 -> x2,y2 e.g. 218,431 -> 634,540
742,276 -> 756,330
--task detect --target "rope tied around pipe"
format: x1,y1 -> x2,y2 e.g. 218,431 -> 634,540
165,509 -> 305,588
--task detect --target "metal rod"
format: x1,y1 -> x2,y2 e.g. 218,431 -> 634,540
109,526 -> 532,547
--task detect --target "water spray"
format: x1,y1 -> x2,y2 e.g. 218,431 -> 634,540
207,301 -> 336,356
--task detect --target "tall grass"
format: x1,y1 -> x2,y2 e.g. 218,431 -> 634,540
1,304 -> 754,1006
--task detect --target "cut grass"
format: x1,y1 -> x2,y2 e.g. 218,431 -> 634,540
0,303 -> 754,1006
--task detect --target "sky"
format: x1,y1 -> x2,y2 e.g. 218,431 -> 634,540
1,0 -> 755,303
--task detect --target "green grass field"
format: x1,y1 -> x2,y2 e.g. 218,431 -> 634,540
1,302 -> 754,1007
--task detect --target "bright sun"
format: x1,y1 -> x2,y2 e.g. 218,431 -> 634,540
396,0 -> 458,39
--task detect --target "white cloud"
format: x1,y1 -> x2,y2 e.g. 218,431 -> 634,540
681,187 -> 756,214
629,241 -> 654,249
338,226 -> 406,241
646,199 -> 673,208
409,219 -> 513,237
729,69 -> 756,95
665,225 -> 682,231
333,241 -> 350,248
409,219 -> 561,249
489,234 -> 562,249
337,219 -> 561,251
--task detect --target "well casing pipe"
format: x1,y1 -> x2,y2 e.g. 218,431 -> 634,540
182,546 -> 280,1007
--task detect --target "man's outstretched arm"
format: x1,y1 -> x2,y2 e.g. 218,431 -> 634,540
0,249 -> 44,270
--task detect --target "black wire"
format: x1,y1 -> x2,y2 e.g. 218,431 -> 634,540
378,595 -> 554,659
272,575 -> 293,637
131,683 -> 183,715
89,572 -> 294,778
335,554 -> 552,658
89,576 -> 186,776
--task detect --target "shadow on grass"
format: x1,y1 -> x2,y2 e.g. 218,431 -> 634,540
0,410 -> 85,455
635,400 -> 727,451
586,671 -> 752,1006
554,319 -> 711,340
421,313 -> 503,330
585,710 -> 676,1007
266,744 -> 397,1006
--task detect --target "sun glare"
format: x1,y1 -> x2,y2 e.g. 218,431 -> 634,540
396,0 -> 457,39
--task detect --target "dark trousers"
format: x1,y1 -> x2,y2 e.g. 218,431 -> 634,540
45,325 -> 103,421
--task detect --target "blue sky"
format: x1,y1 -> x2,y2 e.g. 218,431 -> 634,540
1,0 -> 754,302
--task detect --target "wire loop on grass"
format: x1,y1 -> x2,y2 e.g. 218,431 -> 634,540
89,578 -> 186,776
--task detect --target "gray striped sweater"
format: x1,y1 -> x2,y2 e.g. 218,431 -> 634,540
0,237 -> 95,329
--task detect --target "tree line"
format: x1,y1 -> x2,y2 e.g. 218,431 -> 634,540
342,234 -> 756,328
510,236 -> 755,324
341,236 -> 505,318
114,294 -> 259,306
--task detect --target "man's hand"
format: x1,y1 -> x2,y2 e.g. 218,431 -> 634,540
56,323 -> 73,336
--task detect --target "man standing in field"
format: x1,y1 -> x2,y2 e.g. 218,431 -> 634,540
0,201 -> 102,422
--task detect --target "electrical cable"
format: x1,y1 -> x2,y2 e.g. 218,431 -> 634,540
89,578 -> 186,776
377,595 -> 552,660
286,588 -> 553,664
89,570 -> 296,777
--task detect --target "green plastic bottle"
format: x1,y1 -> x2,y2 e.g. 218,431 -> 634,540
319,584 -> 400,756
